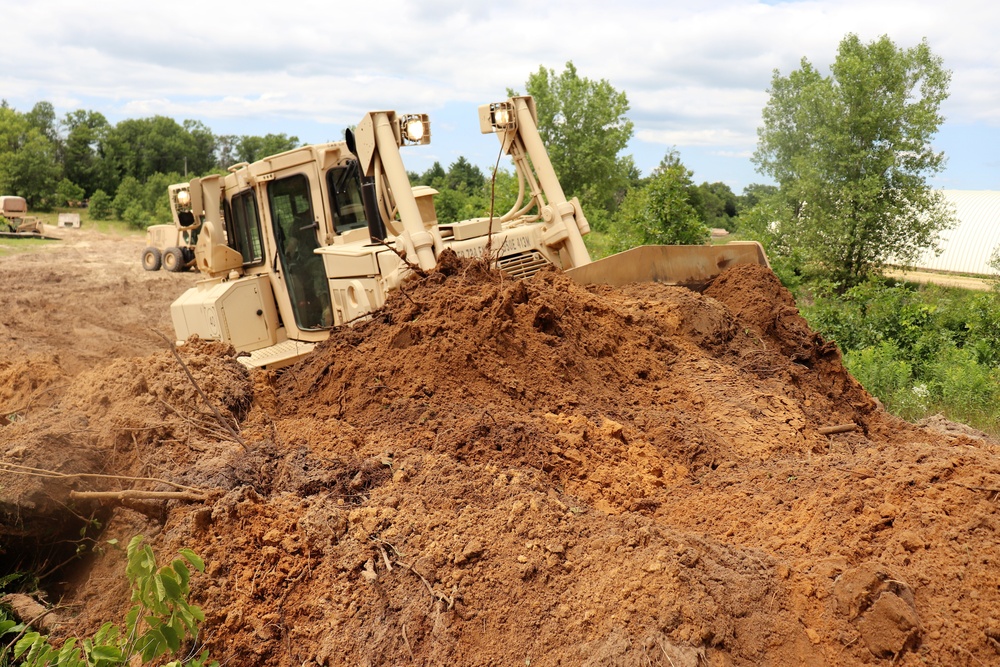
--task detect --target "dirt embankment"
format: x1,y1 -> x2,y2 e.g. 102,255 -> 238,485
2,233 -> 1000,666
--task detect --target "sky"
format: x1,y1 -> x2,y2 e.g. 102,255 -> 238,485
2,0 -> 999,193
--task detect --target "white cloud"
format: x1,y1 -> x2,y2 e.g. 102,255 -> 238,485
2,0 -> 999,187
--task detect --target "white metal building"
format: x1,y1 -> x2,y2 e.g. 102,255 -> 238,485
910,190 -> 1000,276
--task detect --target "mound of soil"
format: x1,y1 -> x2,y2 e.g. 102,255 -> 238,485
3,236 -> 1000,666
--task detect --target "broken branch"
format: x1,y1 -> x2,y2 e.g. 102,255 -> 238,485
69,490 -> 207,502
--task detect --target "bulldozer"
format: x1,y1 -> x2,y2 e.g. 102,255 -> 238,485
169,96 -> 768,369
0,196 -> 61,239
140,184 -> 200,271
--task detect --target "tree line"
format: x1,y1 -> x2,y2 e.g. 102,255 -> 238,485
0,100 -> 299,215
2,32 -> 957,289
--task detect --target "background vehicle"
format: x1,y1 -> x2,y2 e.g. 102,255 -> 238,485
169,96 -> 767,369
141,184 -> 200,271
0,196 -> 60,239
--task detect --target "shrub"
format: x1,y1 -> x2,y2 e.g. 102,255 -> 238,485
112,176 -> 144,220
88,189 -> 113,220
122,203 -> 151,230
55,179 -> 86,207
3,536 -> 216,667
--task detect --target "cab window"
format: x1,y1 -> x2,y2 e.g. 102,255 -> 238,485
326,162 -> 368,235
224,190 -> 264,266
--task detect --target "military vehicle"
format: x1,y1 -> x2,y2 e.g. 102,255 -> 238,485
169,96 -> 767,369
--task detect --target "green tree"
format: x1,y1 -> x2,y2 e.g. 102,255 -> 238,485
511,61 -> 634,216
25,101 -> 58,144
445,156 -> 485,191
413,161 -> 446,187
609,153 -> 709,251
183,119 -> 217,174
696,181 -> 738,231
0,129 -> 62,210
63,109 -> 113,196
104,116 -> 214,183
55,178 -> 86,206
88,189 -> 113,220
235,133 -> 299,164
112,175 -> 144,219
738,183 -> 778,211
753,34 -> 955,286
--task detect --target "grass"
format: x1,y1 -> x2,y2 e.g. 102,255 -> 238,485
0,209 -> 139,258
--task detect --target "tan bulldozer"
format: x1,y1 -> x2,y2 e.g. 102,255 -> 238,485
169,96 -> 768,369
0,196 -> 61,239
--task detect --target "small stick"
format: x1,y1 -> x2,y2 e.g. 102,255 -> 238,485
378,239 -> 428,278
402,624 -> 414,660
69,490 -> 206,502
819,423 -> 858,435
0,462 -> 202,492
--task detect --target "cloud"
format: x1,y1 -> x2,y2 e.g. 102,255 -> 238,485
2,0 -> 999,188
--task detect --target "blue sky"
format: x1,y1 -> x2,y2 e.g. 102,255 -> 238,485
2,0 -> 998,193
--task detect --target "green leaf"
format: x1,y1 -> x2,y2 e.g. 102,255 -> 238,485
188,603 -> 206,623
58,636 -> 80,663
89,644 -> 123,661
13,631 -> 42,659
124,606 -> 141,635
159,569 -> 182,600
159,622 -> 181,652
172,559 -> 191,587
139,628 -> 166,662
178,548 -> 205,572
154,572 -> 168,602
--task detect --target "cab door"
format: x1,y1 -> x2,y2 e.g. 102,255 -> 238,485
266,173 -> 333,332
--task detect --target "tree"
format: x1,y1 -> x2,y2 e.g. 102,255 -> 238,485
696,182 -> 738,231
752,34 -> 955,286
738,183 -> 778,211
88,189 -> 113,220
609,152 -> 709,252
0,129 -> 61,209
235,133 -> 299,164
112,175 -> 144,219
62,109 -> 113,196
511,62 -> 634,216
55,178 -> 85,206
103,116 -> 212,183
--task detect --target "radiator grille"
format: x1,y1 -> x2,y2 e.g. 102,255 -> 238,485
497,251 -> 552,280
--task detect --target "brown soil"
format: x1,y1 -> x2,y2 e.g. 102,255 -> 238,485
2,230 -> 1000,666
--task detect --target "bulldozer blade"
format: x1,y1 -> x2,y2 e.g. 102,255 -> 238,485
564,241 -> 769,289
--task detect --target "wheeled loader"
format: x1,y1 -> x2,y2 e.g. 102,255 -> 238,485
169,96 -> 768,369
141,184 -> 200,272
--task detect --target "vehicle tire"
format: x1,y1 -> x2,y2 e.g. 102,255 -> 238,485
141,246 -> 162,271
163,247 -> 186,272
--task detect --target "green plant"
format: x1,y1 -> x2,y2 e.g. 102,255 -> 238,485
844,341 -> 927,420
87,190 -> 113,220
4,536 -> 216,667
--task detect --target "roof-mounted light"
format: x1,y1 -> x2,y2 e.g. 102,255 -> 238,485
175,188 -> 191,208
479,101 -> 517,134
398,114 -> 430,146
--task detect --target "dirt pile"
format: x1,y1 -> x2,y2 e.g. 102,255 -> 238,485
3,243 -> 1000,666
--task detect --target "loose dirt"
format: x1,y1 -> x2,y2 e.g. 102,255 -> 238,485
2,229 -> 1000,666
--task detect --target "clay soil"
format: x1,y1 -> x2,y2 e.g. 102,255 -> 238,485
2,229 -> 1000,666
